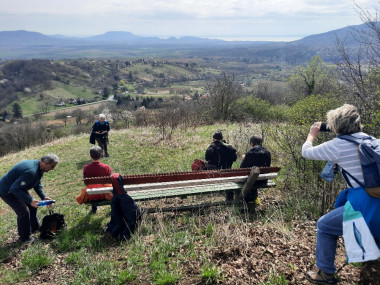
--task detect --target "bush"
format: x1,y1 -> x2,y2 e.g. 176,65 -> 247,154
265,124 -> 345,216
289,94 -> 340,125
234,97 -> 272,122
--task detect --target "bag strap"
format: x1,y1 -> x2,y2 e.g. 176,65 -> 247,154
338,134 -> 372,144
340,166 -> 365,189
338,134 -> 371,188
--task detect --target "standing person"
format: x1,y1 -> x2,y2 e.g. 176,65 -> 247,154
82,146 -> 112,214
205,131 -> 237,170
91,114 -> 110,157
302,104 -> 380,284
0,154 -> 59,243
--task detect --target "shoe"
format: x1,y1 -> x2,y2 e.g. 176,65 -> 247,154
19,236 -> 35,244
306,270 -> 337,284
104,153 -> 110,157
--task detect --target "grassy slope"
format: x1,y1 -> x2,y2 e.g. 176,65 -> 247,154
0,124 -> 360,284
12,81 -> 98,116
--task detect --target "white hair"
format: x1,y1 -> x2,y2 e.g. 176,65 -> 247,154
99,114 -> 106,119
41,154 -> 59,165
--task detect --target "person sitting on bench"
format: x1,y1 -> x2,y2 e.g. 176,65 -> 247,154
240,135 -> 271,202
205,131 -> 237,170
76,146 -> 112,213
241,135 -> 271,169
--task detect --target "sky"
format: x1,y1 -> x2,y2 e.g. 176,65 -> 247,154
0,0 -> 378,41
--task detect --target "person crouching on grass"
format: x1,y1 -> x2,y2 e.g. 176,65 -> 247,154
0,154 -> 59,244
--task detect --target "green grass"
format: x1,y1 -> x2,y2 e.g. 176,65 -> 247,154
7,81 -> 99,115
200,264 -> 223,284
261,273 -> 289,285
0,124 -> 243,283
0,123 -> 354,283
21,243 -> 54,272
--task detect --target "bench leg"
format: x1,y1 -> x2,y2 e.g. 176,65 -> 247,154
239,167 -> 260,202
225,191 -> 234,201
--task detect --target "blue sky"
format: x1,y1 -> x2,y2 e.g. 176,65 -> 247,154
0,0 -> 378,41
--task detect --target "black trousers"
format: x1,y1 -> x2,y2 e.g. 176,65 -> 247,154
95,137 -> 109,155
1,192 -> 40,240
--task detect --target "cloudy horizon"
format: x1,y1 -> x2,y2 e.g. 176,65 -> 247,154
0,0 -> 378,41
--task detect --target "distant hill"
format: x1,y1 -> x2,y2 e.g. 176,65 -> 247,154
0,23 -> 373,59
0,30 -> 68,47
87,31 -> 149,43
292,24 -> 367,47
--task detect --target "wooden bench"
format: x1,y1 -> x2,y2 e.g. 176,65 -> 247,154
83,167 -> 280,212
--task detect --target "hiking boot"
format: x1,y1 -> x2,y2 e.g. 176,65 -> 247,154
306,270 -> 337,284
19,236 -> 35,244
104,153 -> 110,157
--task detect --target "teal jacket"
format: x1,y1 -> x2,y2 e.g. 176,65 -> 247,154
0,160 -> 46,204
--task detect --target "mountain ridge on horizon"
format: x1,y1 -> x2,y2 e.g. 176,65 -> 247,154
0,22 -> 370,60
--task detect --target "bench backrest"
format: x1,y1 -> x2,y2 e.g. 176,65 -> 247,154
83,167 -> 281,186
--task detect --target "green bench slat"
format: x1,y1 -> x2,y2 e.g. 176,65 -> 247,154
84,180 -> 276,205
129,182 -> 243,201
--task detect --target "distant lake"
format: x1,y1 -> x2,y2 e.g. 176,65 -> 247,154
209,35 -> 305,42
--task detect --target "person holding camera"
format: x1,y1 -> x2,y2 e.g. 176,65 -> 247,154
0,154 -> 59,244
302,104 -> 380,284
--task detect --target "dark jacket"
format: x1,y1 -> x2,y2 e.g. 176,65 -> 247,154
205,140 -> 237,169
91,120 -> 110,139
105,173 -> 141,241
0,160 -> 46,204
240,145 -> 271,168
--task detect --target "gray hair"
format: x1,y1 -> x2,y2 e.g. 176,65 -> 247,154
99,114 -> 106,119
41,154 -> 59,165
90,146 -> 103,160
326,104 -> 362,135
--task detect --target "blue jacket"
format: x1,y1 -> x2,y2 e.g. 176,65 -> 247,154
91,120 -> 110,139
335,187 -> 380,246
0,160 -> 46,204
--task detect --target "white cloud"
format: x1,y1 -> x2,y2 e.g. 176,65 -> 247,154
0,0 -> 378,38
0,0 -> 374,18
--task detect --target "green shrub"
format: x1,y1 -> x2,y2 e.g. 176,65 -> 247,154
290,94 -> 340,125
235,97 -> 272,122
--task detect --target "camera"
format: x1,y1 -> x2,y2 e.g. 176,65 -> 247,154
320,123 -> 331,132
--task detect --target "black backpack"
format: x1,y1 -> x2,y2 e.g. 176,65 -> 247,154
216,142 -> 237,169
40,210 -> 66,239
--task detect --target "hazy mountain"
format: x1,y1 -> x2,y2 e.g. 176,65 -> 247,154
0,30 -> 67,46
0,23 -> 374,59
292,24 -> 367,47
87,31 -> 149,42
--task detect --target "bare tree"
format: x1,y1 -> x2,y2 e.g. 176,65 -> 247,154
334,3 -> 380,131
206,73 -> 243,121
55,112 -> 71,126
72,109 -> 86,125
